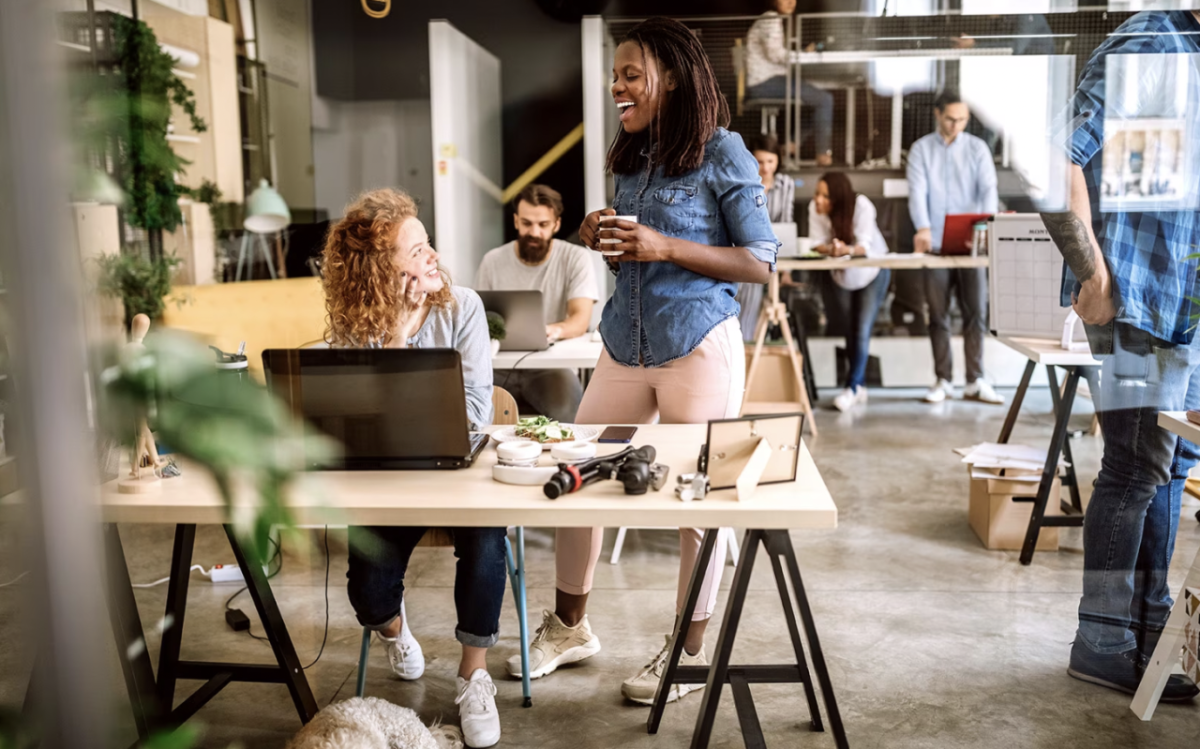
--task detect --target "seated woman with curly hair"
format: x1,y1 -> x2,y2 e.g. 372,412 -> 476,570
322,187 -> 504,749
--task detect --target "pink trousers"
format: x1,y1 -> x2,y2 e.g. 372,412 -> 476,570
557,318 -> 744,621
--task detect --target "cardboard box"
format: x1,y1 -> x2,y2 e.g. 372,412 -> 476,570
1184,587 -> 1200,685
968,466 -> 1061,551
744,345 -> 801,403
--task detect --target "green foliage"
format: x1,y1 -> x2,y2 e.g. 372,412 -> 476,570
96,252 -> 181,329
100,332 -> 339,564
0,708 -> 36,749
111,15 -> 207,234
486,310 -> 507,341
142,725 -> 201,749
188,179 -> 242,237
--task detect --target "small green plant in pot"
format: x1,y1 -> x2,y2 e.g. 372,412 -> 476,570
486,310 -> 506,357
96,252 -> 182,331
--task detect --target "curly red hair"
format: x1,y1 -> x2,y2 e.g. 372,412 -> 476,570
322,188 -> 452,346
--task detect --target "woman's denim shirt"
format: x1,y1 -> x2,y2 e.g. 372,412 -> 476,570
600,128 -> 779,367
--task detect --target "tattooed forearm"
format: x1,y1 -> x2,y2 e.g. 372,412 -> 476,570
1040,211 -> 1097,283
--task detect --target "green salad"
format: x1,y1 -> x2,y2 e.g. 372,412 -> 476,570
515,416 -> 575,444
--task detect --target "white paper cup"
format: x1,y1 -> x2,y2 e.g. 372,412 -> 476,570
598,215 -> 637,256
797,237 -> 814,255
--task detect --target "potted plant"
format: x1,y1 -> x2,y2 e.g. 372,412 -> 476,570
96,252 -> 182,331
487,310 -> 506,357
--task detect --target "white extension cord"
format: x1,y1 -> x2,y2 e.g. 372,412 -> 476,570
131,563 -> 247,588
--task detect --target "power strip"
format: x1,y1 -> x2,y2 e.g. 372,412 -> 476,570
209,564 -> 245,584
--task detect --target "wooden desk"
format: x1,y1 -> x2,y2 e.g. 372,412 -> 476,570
993,336 -> 1100,564
777,254 -> 989,273
491,335 -> 603,372
1132,413 -> 1200,721
100,425 -> 845,748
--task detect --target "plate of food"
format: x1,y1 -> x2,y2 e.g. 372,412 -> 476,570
492,417 -> 599,449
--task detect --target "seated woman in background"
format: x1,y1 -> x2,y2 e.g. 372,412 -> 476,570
735,133 -> 793,341
322,188 -> 504,749
808,172 -> 890,413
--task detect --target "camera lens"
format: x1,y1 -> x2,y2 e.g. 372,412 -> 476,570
544,471 -> 572,499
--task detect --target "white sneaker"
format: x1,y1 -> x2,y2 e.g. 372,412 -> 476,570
506,610 -> 601,679
456,668 -> 501,748
923,379 -> 953,403
964,379 -> 1005,405
833,386 -> 868,412
378,600 -> 424,680
621,635 -> 708,705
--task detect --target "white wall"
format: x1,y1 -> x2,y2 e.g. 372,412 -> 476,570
311,98 -> 434,221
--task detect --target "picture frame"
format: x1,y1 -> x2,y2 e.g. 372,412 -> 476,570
702,412 -> 804,492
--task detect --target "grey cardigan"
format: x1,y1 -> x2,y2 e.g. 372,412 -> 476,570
405,285 -> 494,429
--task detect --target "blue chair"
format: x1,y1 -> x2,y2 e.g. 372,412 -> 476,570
354,530 -> 532,706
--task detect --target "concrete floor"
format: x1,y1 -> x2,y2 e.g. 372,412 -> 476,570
3,388 -> 1200,747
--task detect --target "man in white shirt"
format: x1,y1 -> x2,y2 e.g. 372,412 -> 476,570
476,184 -> 598,422
907,90 -> 1003,405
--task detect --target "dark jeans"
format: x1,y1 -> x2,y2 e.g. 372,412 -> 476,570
347,526 -> 508,648
1078,321 -> 1200,654
495,368 -> 583,422
746,76 -> 834,155
821,270 -> 891,390
925,267 -> 988,383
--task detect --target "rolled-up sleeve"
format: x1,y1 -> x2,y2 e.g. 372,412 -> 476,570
453,289 -> 494,429
713,132 -> 780,269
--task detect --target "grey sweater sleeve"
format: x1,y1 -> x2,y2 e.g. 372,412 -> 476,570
452,287 -> 495,429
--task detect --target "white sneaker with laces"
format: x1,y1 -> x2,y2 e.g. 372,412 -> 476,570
506,610 -> 601,679
621,635 -> 708,705
378,600 -> 424,681
923,379 -> 953,403
456,668 -> 501,748
964,379 -> 1005,405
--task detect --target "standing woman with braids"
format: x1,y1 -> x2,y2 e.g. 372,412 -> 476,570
502,17 -> 779,707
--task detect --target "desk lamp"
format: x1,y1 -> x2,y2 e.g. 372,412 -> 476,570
236,179 -> 291,281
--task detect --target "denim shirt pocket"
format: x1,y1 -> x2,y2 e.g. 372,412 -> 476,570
645,182 -> 701,235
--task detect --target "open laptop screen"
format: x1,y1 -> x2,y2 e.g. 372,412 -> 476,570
262,348 -> 470,468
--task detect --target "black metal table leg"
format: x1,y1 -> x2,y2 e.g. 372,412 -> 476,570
1020,370 -> 1082,566
998,359 -> 1037,444
223,525 -> 319,723
647,528 -> 720,734
769,551 -> 822,731
104,523 -> 163,739
1046,367 -> 1084,513
156,524 -> 196,711
775,531 -> 848,749
690,530 -> 763,749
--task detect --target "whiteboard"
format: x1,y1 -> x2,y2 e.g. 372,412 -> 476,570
429,21 -> 504,288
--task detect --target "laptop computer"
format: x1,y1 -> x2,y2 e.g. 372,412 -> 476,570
261,348 -> 489,470
477,290 -> 549,351
939,213 -> 992,256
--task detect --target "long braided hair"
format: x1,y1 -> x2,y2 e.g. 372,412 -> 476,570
606,17 -> 730,178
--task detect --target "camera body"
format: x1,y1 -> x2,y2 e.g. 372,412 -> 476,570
544,445 -> 670,499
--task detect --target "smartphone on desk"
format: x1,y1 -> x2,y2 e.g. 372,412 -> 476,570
599,426 -> 638,444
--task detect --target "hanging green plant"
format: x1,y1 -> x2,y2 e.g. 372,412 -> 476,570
111,14 -> 206,237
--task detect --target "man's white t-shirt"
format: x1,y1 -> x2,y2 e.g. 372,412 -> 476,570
475,239 -> 599,324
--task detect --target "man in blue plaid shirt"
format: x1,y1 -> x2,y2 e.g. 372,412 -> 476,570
1044,8 -> 1200,701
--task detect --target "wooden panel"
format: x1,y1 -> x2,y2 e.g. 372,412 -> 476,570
203,16 -> 244,202
161,277 -> 326,377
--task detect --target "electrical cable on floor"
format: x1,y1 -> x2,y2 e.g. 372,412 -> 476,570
132,564 -> 211,589
0,571 -> 29,588
302,526 -> 331,671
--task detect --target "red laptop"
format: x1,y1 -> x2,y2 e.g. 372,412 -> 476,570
939,213 -> 992,255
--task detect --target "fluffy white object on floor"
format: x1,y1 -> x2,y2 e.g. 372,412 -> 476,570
286,697 -> 464,749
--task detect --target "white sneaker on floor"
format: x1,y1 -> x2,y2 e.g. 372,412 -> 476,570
506,610 -> 601,679
833,386 -> 868,412
964,379 -> 1005,405
621,635 -> 708,705
456,669 -> 501,748
378,600 -> 424,681
923,379 -> 953,403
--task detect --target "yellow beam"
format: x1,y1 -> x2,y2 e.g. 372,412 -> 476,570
501,123 -> 585,204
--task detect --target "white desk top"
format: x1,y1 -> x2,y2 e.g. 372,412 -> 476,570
492,335 -> 604,370
99,425 -> 837,531
777,255 -> 989,272
1158,412 -> 1200,444
994,336 -> 1100,367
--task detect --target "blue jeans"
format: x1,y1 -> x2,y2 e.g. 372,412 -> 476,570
747,76 -> 834,156
347,526 -> 508,648
1078,321 -> 1200,654
822,270 -> 891,390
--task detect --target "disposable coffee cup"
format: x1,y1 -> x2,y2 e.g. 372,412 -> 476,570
598,215 -> 637,256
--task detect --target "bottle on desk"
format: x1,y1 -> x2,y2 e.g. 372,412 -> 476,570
971,221 -> 989,257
